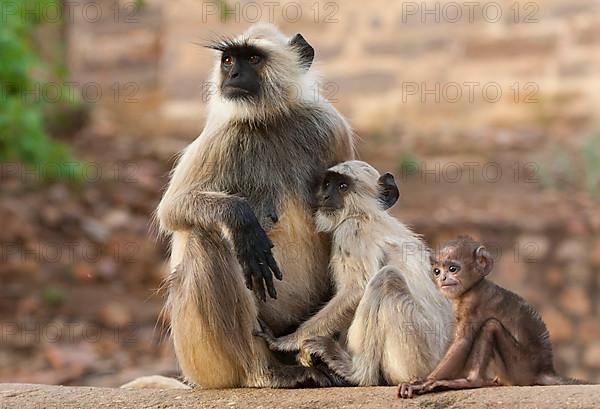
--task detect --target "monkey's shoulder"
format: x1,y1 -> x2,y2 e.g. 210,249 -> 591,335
489,282 -> 542,318
463,281 -> 549,343
496,285 -> 550,338
331,235 -> 385,263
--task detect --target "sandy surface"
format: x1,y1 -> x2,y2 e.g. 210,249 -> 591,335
0,383 -> 598,408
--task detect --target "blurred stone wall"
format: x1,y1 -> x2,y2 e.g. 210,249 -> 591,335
66,0 -> 600,141
64,0 -> 599,382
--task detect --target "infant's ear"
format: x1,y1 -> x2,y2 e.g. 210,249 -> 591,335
474,245 -> 493,276
377,172 -> 400,210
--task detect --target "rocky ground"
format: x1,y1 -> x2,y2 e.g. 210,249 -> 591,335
0,125 -> 599,386
0,129 -> 177,386
1,383 -> 599,408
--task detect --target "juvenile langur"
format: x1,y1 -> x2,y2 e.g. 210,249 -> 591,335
258,161 -> 453,386
156,23 -> 354,388
399,236 -> 589,398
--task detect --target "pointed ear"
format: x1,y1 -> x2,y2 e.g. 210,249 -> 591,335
290,33 -> 314,71
474,245 -> 493,276
377,172 -> 400,210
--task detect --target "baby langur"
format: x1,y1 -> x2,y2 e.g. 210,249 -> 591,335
258,160 -> 453,386
399,236 -> 589,398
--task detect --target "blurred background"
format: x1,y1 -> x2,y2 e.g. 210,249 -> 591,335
1,0 -> 599,386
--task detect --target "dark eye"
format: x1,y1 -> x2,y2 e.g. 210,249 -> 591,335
338,183 -> 348,191
248,55 -> 261,64
449,265 -> 460,273
324,182 -> 330,189
222,55 -> 233,66
433,268 -> 441,276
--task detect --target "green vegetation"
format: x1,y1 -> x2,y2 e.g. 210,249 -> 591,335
537,148 -> 576,191
537,133 -> 600,199
582,133 -> 600,198
42,286 -> 66,306
397,153 -> 420,178
0,0 -> 81,182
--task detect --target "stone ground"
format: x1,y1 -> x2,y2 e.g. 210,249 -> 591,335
1,128 -> 599,386
1,384 -> 599,408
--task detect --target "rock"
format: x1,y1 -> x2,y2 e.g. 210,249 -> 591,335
464,35 -> 557,59
583,344 -> 600,368
497,254 -> 526,284
6,260 -> 38,277
39,206 -> 62,227
591,237 -> 600,266
17,295 -> 42,316
579,319 -> 600,344
516,235 -> 550,260
96,258 -> 118,281
542,307 -> 573,342
83,188 -> 102,205
546,267 -> 564,287
47,184 -> 70,202
44,343 -> 98,373
556,239 -> 587,263
97,303 -> 132,328
567,217 -> 589,236
103,209 -> 131,231
73,262 -> 96,282
81,219 -> 110,243
555,345 -> 578,368
559,286 -> 591,315
566,263 -> 592,283
1,383 -> 600,408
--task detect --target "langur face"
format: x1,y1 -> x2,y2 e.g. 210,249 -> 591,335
315,164 -> 400,216
219,45 -> 266,100
432,252 -> 467,299
316,171 -> 353,213
432,240 -> 493,299
210,32 -> 314,106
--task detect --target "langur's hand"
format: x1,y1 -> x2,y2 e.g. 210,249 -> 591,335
232,201 -> 283,301
253,317 -> 277,346
267,333 -> 300,351
260,205 -> 279,233
255,332 -> 299,352
253,319 -> 299,352
397,379 -> 434,398
298,336 -> 330,367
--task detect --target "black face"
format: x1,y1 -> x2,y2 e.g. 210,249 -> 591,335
219,45 -> 265,100
316,171 -> 353,211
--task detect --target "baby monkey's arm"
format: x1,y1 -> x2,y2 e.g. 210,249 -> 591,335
255,287 -> 363,352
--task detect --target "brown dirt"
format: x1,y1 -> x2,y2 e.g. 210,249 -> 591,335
1,383 -> 599,408
1,128 -> 598,386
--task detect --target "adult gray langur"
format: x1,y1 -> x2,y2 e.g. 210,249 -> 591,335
155,23 -> 354,388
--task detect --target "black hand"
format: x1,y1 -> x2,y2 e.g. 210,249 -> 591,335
232,202 -> 283,301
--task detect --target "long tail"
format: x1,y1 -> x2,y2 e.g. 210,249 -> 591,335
538,373 -> 592,385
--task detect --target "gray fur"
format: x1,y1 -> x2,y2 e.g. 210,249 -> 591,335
155,23 -> 354,388
296,161 -> 454,386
